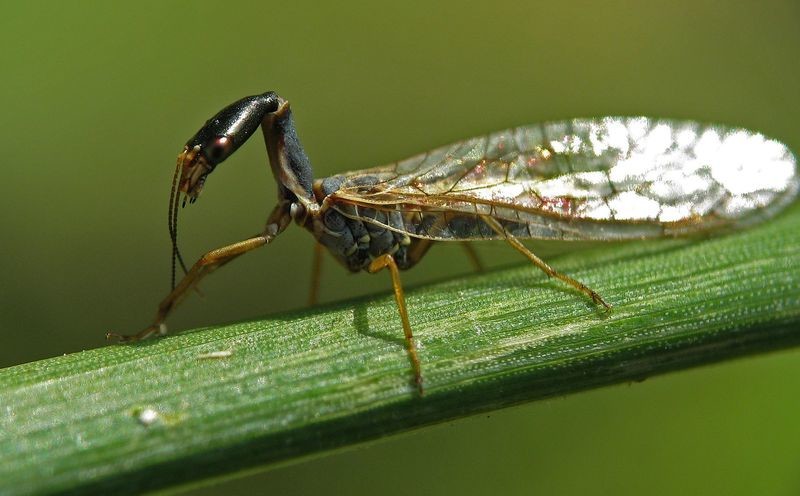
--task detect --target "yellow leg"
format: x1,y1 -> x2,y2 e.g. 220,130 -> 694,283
107,235 -> 271,343
480,216 -> 611,309
308,242 -> 324,306
368,254 -> 424,395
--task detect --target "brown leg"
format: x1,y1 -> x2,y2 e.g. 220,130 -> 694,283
308,242 -> 323,306
460,242 -> 484,272
107,235 -> 271,343
368,254 -> 424,395
480,216 -> 611,310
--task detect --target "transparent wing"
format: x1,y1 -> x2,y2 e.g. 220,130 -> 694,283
325,117 -> 798,241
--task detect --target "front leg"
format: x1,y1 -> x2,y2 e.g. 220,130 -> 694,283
107,234 -> 272,343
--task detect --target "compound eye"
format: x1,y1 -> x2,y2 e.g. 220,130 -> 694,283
206,136 -> 233,163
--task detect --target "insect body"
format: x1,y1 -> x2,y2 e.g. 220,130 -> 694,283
109,92 -> 799,394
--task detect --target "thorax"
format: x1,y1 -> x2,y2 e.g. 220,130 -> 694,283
303,175 -> 421,272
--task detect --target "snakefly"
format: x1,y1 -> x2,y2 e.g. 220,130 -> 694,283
108,91 -> 799,394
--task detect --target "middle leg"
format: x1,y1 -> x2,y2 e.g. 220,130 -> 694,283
368,253 -> 423,395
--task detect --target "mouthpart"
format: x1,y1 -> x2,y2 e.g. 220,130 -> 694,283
177,145 -> 212,203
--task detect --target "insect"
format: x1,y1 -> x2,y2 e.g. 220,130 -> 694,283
108,91 -> 799,394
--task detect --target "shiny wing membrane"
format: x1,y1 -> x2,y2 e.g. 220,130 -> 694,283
327,117 -> 798,242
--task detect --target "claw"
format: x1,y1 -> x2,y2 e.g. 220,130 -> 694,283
105,323 -> 167,343
415,375 -> 425,397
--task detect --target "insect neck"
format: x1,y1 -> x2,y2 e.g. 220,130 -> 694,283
261,100 -> 317,213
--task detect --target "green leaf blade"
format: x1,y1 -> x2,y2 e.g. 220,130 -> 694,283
2,204 -> 800,495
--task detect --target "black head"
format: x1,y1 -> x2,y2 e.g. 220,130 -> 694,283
177,92 -> 280,200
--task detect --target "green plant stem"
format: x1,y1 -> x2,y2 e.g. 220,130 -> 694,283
3,204 -> 800,495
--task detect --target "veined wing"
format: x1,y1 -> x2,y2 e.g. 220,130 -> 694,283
326,117 -> 798,242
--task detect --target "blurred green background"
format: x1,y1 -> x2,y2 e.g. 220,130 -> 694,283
1,1 -> 799,494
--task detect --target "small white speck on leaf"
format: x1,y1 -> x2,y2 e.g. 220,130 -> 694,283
133,407 -> 186,427
136,408 -> 159,426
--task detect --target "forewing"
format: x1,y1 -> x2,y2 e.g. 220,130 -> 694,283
328,117 -> 798,241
